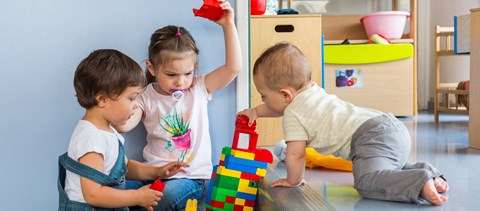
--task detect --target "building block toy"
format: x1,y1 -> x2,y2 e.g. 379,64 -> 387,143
149,179 -> 165,192
305,148 -> 352,171
205,115 -> 273,210
368,34 -> 391,44
185,199 -> 197,211
193,0 -> 225,21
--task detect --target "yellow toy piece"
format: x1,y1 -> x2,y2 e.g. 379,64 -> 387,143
185,199 -> 197,211
369,34 -> 391,44
305,148 -> 352,172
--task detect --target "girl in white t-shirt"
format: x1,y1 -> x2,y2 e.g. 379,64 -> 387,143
114,1 -> 241,210
59,49 -> 188,211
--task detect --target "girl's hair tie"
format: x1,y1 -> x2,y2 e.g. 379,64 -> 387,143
175,32 -> 182,37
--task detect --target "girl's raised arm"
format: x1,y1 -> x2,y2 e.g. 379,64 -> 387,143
205,0 -> 242,94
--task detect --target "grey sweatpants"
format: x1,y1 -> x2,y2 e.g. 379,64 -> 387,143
349,113 -> 443,203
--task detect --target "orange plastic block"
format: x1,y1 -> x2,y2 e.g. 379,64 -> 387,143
305,148 -> 352,171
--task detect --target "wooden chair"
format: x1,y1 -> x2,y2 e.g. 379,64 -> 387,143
434,25 -> 469,122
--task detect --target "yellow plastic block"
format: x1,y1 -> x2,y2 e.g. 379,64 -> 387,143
243,206 -> 254,211
255,168 -> 266,177
216,166 -> 241,178
234,198 -> 246,206
220,154 -> 225,161
237,179 -> 258,195
231,149 -> 255,160
185,199 -> 197,211
305,148 -> 352,171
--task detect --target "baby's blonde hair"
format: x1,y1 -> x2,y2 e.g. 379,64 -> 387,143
253,42 -> 311,91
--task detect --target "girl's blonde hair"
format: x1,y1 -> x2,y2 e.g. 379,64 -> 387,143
147,25 -> 199,85
253,42 -> 311,91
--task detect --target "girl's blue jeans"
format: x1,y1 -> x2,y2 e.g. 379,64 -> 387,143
126,178 -> 208,211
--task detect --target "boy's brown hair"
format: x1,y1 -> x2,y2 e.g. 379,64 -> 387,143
74,49 -> 146,109
253,42 -> 311,90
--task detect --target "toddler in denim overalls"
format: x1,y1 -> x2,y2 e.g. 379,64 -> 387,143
58,140 -> 127,210
58,49 -> 188,210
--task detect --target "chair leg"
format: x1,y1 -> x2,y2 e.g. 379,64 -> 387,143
434,91 -> 439,122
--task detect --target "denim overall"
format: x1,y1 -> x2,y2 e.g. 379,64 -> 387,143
58,140 -> 128,211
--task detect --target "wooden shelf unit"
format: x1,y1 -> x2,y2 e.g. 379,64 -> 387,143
321,0 -> 417,116
249,0 -> 418,145
433,26 -> 469,122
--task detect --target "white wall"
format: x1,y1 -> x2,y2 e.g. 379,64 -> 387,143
418,0 -> 479,109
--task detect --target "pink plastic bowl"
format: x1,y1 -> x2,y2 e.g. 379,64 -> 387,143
360,11 -> 410,40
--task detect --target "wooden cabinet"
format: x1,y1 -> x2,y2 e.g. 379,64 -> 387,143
321,0 -> 417,116
324,44 -> 414,116
247,0 -> 418,145
249,15 -> 322,146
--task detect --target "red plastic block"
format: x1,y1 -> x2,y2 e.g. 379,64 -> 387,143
232,115 -> 259,151
235,115 -> 256,131
244,199 -> 255,207
210,199 -> 225,208
225,196 -> 236,204
254,148 -> 274,163
193,0 -> 225,21
150,179 -> 165,192
240,172 -> 261,182
234,205 -> 245,211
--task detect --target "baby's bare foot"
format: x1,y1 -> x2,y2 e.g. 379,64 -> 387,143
434,176 -> 449,193
421,179 -> 447,205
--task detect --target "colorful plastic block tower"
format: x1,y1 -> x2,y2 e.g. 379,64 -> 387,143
205,115 -> 273,211
193,0 -> 225,21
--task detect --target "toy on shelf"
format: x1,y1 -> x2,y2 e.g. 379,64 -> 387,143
368,34 -> 391,44
457,80 -> 470,110
150,179 -> 165,192
305,148 -> 352,172
185,199 -> 198,211
204,115 -> 273,211
193,0 -> 225,21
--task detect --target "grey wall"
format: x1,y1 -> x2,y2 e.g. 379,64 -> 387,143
0,0 -> 237,209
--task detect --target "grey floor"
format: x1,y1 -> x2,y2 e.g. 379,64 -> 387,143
257,111 -> 480,211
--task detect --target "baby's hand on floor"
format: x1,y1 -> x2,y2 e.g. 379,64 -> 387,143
271,178 -> 307,188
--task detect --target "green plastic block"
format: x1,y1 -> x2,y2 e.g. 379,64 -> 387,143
222,147 -> 232,155
214,174 -> 240,190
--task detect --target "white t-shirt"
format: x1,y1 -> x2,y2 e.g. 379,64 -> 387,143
64,120 -> 125,203
283,83 -> 383,160
138,75 -> 213,179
